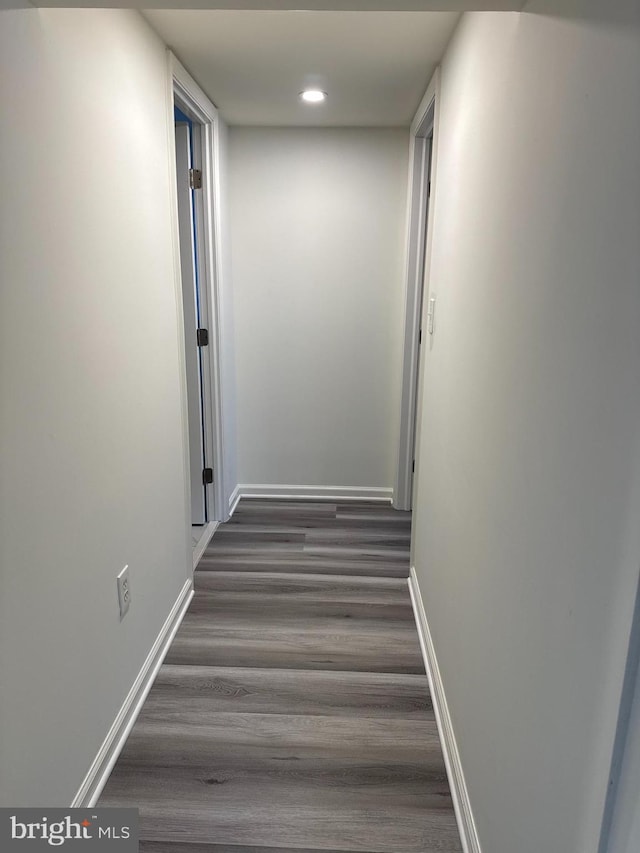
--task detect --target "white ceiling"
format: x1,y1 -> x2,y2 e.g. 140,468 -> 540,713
145,10 -> 461,125
23,0 -> 526,126
32,2 -> 523,9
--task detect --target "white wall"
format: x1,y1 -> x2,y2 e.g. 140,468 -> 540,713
412,6 -> 640,853
229,127 -> 409,493
0,8 -> 192,805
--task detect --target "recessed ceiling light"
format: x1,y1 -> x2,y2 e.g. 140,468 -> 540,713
300,89 -> 327,104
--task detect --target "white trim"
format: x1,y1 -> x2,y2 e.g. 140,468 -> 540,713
236,484 -> 393,503
174,121 -> 207,524
192,520 -> 218,568
228,484 -> 241,517
170,53 -> 229,525
597,572 -> 640,853
164,52 -> 194,583
394,67 -> 441,512
71,579 -> 194,808
408,567 -> 481,853
410,72 -> 439,139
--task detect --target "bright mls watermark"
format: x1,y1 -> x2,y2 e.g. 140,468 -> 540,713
1,809 -> 138,851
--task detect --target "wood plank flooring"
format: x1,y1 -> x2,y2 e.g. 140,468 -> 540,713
99,499 -> 461,853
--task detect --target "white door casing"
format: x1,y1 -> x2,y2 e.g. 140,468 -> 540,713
175,121 -> 207,524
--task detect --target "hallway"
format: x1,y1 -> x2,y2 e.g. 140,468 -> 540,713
3,4 -> 639,850
98,500 -> 462,852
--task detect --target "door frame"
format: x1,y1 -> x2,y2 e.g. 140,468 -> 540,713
598,570 -> 640,853
167,53 -> 228,542
174,119 -> 209,525
394,68 -> 440,511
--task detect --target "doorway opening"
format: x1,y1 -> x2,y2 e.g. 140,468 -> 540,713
174,105 -> 211,538
171,55 -> 229,565
395,77 -> 438,511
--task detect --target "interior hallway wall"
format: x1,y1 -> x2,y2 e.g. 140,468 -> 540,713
0,8 -> 192,805
411,6 -> 640,853
228,127 -> 409,493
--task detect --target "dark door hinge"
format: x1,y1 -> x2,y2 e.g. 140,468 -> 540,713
427,180 -> 431,198
203,468 -> 213,485
196,328 -> 209,347
189,168 -> 202,190
419,327 -> 422,345
412,460 -> 415,473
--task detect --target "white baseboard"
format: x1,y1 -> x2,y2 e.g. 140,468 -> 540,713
236,484 -> 394,503
228,484 -> 241,517
71,578 -> 194,808
408,567 -> 482,853
193,520 -> 218,568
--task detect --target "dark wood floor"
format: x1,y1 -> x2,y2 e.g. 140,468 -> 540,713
99,500 -> 461,853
